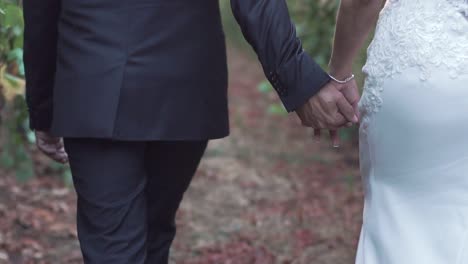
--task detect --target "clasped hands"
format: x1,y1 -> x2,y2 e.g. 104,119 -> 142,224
296,78 -> 360,147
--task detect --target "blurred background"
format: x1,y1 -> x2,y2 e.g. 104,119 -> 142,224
0,0 -> 369,263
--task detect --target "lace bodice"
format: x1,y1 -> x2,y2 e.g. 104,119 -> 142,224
359,0 -> 468,131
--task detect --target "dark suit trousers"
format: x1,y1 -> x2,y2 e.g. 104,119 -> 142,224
63,138 -> 208,264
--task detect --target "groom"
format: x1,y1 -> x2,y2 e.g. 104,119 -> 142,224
23,0 -> 359,263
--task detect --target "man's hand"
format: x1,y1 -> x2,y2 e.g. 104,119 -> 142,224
296,79 -> 360,147
35,131 -> 68,164
296,80 -> 359,128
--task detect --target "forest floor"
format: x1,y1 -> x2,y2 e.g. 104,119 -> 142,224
0,47 -> 363,264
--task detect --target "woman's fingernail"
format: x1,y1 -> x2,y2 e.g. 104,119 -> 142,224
353,115 -> 359,123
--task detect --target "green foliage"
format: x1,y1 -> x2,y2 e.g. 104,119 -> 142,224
257,80 -> 288,116
0,0 -> 44,181
0,95 -> 34,181
220,0 -> 339,68
0,0 -> 24,65
289,0 -> 339,68
48,162 -> 74,186
257,80 -> 274,94
0,1 -> 28,180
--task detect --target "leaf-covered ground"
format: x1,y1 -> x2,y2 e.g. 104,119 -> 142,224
0,47 -> 362,264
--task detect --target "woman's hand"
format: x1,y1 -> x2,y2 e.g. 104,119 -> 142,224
319,0 -> 383,147
35,131 -> 68,164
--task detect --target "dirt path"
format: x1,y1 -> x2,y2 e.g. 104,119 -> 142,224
0,47 -> 362,264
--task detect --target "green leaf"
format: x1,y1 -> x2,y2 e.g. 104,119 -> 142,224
18,61 -> 24,76
267,104 -> 287,116
257,80 -> 273,93
3,5 -> 23,28
0,150 -> 15,169
7,47 -> 22,61
49,162 -> 67,171
16,162 -> 35,182
63,169 -> 74,187
4,72 -> 24,93
26,130 -> 36,144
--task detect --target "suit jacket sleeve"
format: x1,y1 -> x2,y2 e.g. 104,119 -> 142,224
230,0 -> 330,112
23,0 -> 61,131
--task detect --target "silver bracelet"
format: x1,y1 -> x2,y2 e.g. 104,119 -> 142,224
328,73 -> 355,84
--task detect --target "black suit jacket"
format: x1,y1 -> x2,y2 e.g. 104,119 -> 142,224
23,0 -> 330,140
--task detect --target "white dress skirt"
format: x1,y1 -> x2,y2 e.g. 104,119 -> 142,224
356,0 -> 468,263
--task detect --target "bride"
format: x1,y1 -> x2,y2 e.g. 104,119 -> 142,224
329,0 -> 468,263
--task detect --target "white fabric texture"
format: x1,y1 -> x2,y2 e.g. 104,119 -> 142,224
356,0 -> 468,263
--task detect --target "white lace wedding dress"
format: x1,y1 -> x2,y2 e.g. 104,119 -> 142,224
356,0 -> 468,263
